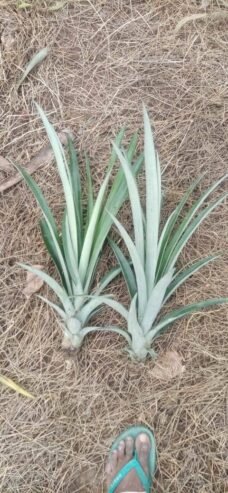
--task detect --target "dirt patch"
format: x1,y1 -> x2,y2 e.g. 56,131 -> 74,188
0,1 -> 228,492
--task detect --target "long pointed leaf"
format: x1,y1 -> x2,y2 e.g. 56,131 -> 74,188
143,105 -> 160,293
38,295 -> 67,319
168,192 -> 228,271
161,175 -> 227,275
19,263 -> 74,316
16,47 -> 49,90
113,142 -> 144,264
81,325 -> 132,344
78,296 -> 128,325
147,297 -> 228,342
84,152 -> 94,231
107,127 -> 126,170
85,153 -> 143,292
79,170 -> 111,284
125,132 -> 138,162
164,254 -> 219,302
16,164 -> 58,237
61,212 -> 83,295
156,174 -> 204,280
40,218 -> 67,290
110,213 -> 147,319
16,164 -> 72,294
94,265 -> 121,295
109,238 -> 137,298
68,137 -> 83,254
35,103 -> 79,264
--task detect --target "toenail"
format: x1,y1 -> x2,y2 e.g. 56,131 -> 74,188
140,433 -> 149,442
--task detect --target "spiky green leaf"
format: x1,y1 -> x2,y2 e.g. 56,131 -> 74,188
85,153 -> 143,292
161,175 -> 227,275
164,254 -> 219,302
16,164 -> 72,294
156,174 -> 204,280
78,296 -> 128,325
81,325 -> 132,344
19,263 -> 74,316
40,218 -> 67,290
38,295 -> 67,319
143,105 -> 160,293
147,297 -> 228,342
168,192 -> 227,271
68,137 -> 83,253
113,142 -> 144,264
110,213 -> 147,319
109,238 -> 137,298
79,170 -> 111,284
35,103 -> 79,264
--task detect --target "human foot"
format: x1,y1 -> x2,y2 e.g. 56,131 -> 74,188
106,433 -> 151,492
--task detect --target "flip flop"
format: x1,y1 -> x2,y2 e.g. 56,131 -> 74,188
108,425 -> 156,493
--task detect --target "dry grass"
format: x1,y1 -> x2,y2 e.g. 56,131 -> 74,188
0,1 -> 228,492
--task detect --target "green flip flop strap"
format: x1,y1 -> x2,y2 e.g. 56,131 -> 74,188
108,455 -> 151,493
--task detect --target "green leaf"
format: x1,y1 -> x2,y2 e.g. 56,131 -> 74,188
86,152 -> 143,292
143,105 -> 160,294
84,152 -> 94,231
35,103 -> 79,265
16,164 -> 72,294
156,174 -> 204,280
68,137 -> 83,254
19,263 -> 74,316
164,254 -> 219,302
142,269 -> 174,333
161,175 -> 227,275
16,47 -> 49,90
16,164 -> 58,237
109,238 -> 137,298
94,265 -> 121,295
81,325 -> 132,344
126,132 -> 138,162
147,297 -> 228,342
113,142 -> 144,265
38,295 -> 67,319
0,374 -> 34,398
110,213 -> 147,319
61,212 -> 83,295
79,170 -> 111,284
40,218 -> 67,290
107,127 -> 126,171
168,192 -> 228,271
78,296 -> 128,325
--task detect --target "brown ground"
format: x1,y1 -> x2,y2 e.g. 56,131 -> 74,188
0,1 -> 228,492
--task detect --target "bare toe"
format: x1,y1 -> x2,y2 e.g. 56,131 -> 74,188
106,449 -> 118,474
117,440 -> 125,459
125,436 -> 134,457
135,433 -> 151,474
